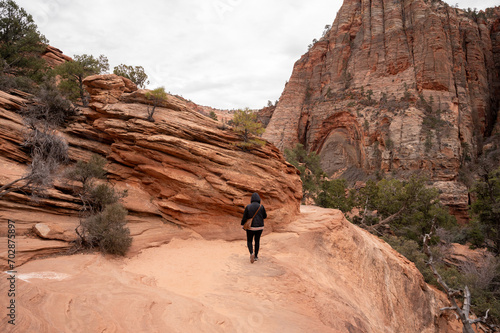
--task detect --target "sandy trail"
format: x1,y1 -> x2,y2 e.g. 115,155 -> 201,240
1,206 -> 454,333
1,206 -> 338,333
124,236 -> 329,332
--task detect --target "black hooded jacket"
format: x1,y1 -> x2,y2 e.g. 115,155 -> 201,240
241,193 -> 267,228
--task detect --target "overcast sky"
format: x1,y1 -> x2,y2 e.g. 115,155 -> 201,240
16,0 -> 499,109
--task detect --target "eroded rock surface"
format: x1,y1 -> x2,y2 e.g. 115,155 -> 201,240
264,0 -> 500,219
0,206 -> 462,332
41,45 -> 72,67
0,75 -> 302,268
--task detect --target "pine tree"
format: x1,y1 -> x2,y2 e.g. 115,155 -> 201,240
56,54 -> 109,105
113,64 -> 149,88
232,108 -> 264,149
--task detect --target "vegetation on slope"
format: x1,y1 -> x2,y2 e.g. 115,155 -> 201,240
285,143 -> 500,326
0,0 -> 133,256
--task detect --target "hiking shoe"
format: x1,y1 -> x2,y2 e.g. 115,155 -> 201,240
254,257 -> 259,261
250,254 -> 255,263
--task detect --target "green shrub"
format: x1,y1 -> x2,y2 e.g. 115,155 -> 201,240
465,222 -> 486,249
0,0 -> 49,80
67,154 -> 131,256
471,166 -> 500,254
113,64 -> 149,88
352,176 -> 456,240
209,111 -> 218,121
316,179 -> 353,212
145,87 -> 167,122
232,108 -> 265,149
66,154 -> 107,188
284,143 -> 325,200
82,203 -> 131,255
56,54 -> 109,105
84,183 -> 125,213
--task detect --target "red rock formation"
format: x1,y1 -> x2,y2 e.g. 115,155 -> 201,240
257,104 -> 276,127
264,0 -> 500,219
41,45 -> 72,67
0,206 -> 463,332
265,1 -> 500,173
0,75 -> 302,268
443,242 -> 493,269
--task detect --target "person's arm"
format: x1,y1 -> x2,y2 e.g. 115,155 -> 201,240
262,206 -> 267,219
241,206 -> 249,225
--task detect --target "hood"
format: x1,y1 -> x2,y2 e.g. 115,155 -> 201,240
251,192 -> 261,203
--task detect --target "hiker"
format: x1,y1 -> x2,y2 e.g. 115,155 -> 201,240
241,192 -> 267,263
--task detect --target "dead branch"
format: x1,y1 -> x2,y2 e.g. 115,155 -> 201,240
423,233 -> 491,333
0,175 -> 29,198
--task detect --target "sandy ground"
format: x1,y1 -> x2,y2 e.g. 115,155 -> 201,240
0,206 -> 459,333
1,206 -> 340,333
123,236 -> 332,332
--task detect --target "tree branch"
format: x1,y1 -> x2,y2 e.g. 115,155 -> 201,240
440,306 -> 458,311
366,205 -> 406,232
423,232 -> 477,333
0,175 -> 29,198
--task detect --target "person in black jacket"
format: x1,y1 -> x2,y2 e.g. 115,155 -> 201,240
241,192 -> 267,263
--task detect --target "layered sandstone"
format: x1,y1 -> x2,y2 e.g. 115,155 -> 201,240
264,0 -> 500,219
0,206 -> 462,332
41,45 -> 72,67
0,75 -> 302,268
265,1 -> 500,169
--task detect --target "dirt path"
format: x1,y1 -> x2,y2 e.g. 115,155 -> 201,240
1,206 -> 339,333
1,206 -> 455,333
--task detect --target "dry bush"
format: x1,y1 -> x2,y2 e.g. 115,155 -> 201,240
0,126 -> 68,199
460,257 -> 499,291
81,203 -> 131,256
25,83 -> 78,127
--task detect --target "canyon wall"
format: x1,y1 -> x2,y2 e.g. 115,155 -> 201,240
0,75 -> 302,268
264,0 -> 500,217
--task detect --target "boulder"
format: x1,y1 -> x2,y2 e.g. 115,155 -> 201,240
41,45 -> 72,67
33,223 -> 76,242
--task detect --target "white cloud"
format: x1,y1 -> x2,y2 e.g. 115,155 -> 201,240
15,0 -> 499,109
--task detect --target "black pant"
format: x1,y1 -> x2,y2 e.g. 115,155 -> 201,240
246,230 -> 263,257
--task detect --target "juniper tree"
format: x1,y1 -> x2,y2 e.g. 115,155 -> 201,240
145,87 -> 167,122
232,108 -> 265,149
113,64 -> 149,88
0,0 -> 48,80
56,54 -> 109,106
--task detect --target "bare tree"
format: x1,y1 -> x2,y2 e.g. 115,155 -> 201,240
0,122 -> 68,199
423,232 -> 493,333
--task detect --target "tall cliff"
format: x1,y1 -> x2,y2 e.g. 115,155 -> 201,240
264,0 -> 500,184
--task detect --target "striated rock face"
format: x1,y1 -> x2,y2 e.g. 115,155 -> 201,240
41,45 -> 72,67
0,206 -> 462,332
264,0 -> 500,219
0,75 -> 302,268
257,104 -> 276,128
433,181 -> 470,223
443,242 -> 493,269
